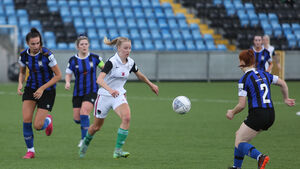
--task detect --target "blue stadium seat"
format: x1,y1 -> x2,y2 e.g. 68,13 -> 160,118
171,30 -> 182,40
158,19 -> 168,29
178,19 -> 189,30
108,29 -> 119,39
140,29 -> 151,39
132,0 -> 142,8
16,9 -> 27,17
119,29 -> 130,38
8,16 -> 17,25
154,40 -> 165,50
74,18 -> 84,28
195,40 -> 206,50
79,0 -> 89,7
161,29 -> 172,40
144,8 -> 155,18
127,18 -> 137,29
68,42 -> 75,50
154,8 -> 165,19
46,40 -> 56,49
133,8 -> 145,18
60,7 -> 71,17
57,42 -> 68,50
102,42 -> 113,50
268,13 -> 278,22
95,18 -> 105,28
192,30 -> 203,40
190,23 -> 199,30
71,7 -> 81,17
105,18 -> 116,28
100,0 -> 110,8
270,21 -> 281,31
258,13 -> 268,21
292,23 -> 300,31
90,39 -> 101,50
90,0 -> 100,7
76,27 -> 85,34
113,8 -> 123,18
132,40 -> 144,50
185,41 -> 196,50
181,30 -> 193,40
82,7 -> 92,17
120,0 -> 130,7
5,5 -> 15,16
233,1 -> 243,9
175,40 -> 186,50
274,29 -> 282,37
143,39 -> 154,50
147,18 -> 158,29
3,0 -> 13,5
18,16 -> 29,27
282,23 -> 291,31
103,8 -> 113,18
0,16 -> 6,24
213,0 -> 222,6
44,31 -> 55,39
164,8 -> 175,19
68,0 -> 79,7
151,0 -> 161,9
87,28 -> 98,40
150,29 -> 161,40
93,8 -> 103,18
111,0 -> 120,7
203,34 -> 214,43
84,18 -> 95,28
98,28 -> 107,39
130,29 -> 141,39
206,42 -> 217,51
137,18 -> 147,29
164,40 -> 176,51
244,3 -> 254,10
217,44 -> 227,51
168,19 -> 178,29
141,0 -> 151,8
116,18 -> 126,29
161,2 -> 172,10
124,8 -> 134,18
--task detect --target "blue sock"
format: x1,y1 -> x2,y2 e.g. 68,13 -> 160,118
23,122 -> 34,149
80,115 -> 90,140
233,147 -> 244,168
238,142 -> 261,160
40,117 -> 50,130
74,119 -> 80,124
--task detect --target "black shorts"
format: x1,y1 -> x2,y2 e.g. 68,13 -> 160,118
244,108 -> 275,131
22,87 -> 56,111
72,93 -> 97,108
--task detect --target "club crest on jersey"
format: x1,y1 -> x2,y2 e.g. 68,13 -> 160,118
90,61 -> 94,67
261,56 -> 264,60
75,65 -> 79,68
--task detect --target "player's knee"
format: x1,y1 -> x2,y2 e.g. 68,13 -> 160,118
80,107 -> 91,115
33,121 -> 43,130
122,115 -> 131,125
92,124 -> 101,132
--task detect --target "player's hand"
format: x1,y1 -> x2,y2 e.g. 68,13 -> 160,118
109,90 -> 119,98
17,83 -> 23,95
285,98 -> 295,107
226,110 -> 234,120
65,82 -> 71,90
150,84 -> 159,96
33,88 -> 44,99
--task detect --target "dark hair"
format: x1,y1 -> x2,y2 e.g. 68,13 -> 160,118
26,28 -> 43,47
239,49 -> 255,67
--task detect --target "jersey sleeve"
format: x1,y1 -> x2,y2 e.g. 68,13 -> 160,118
238,77 -> 247,97
101,60 -> 113,74
129,62 -> 139,73
18,55 -> 25,67
65,58 -> 74,74
48,54 -> 57,67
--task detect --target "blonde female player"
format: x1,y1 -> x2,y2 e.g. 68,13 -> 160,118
227,50 -> 295,169
79,37 -> 159,158
65,35 -> 104,147
18,28 -> 62,159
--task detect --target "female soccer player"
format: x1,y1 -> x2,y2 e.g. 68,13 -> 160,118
263,35 -> 280,72
18,28 -> 62,159
252,35 -> 273,72
226,50 -> 295,169
65,35 -> 104,147
79,37 -> 159,158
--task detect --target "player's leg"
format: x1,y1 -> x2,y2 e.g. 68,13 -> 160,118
113,101 -> 131,158
22,100 -> 36,159
34,108 -> 52,134
78,100 -> 94,147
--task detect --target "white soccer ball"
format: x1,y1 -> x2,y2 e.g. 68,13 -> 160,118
172,96 -> 191,114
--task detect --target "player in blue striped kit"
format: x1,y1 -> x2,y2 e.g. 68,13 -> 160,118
252,35 -> 273,72
227,50 -> 295,169
65,35 -> 104,147
18,28 -> 62,159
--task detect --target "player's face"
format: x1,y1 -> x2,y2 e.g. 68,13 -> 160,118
27,36 -> 41,54
253,36 -> 262,48
118,41 -> 131,58
77,39 -> 89,54
263,36 -> 269,46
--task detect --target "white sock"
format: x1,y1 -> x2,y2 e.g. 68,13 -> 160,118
257,154 -> 262,161
46,117 -> 52,124
28,147 -> 35,153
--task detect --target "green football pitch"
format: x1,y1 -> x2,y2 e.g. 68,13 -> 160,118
1,81 -> 299,169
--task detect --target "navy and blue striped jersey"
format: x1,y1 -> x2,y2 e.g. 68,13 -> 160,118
238,68 -> 278,109
18,47 -> 57,91
66,53 -> 102,96
252,47 -> 272,71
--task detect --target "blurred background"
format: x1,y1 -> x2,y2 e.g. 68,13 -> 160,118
0,0 -> 299,82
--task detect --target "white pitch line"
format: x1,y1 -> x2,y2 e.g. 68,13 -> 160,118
0,91 -> 284,105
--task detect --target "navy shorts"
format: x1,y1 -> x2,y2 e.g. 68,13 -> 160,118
22,87 -> 56,111
72,92 -> 97,108
244,108 -> 275,131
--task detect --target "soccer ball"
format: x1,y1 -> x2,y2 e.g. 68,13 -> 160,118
172,96 -> 191,114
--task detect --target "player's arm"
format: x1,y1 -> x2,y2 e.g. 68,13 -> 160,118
226,96 -> 247,120
97,60 -> 105,69
134,71 -> 159,95
274,78 -> 295,106
65,73 -> 72,90
17,66 -> 26,95
266,60 -> 273,72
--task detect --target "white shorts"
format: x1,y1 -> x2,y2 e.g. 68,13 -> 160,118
94,94 -> 128,119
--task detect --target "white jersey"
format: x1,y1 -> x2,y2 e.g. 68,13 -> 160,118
97,53 -> 138,96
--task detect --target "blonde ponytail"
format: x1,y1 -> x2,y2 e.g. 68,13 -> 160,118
103,36 -> 131,48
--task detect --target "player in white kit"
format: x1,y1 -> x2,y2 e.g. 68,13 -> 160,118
79,37 -> 159,158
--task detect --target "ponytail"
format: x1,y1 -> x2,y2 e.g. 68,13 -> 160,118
103,36 -> 130,48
